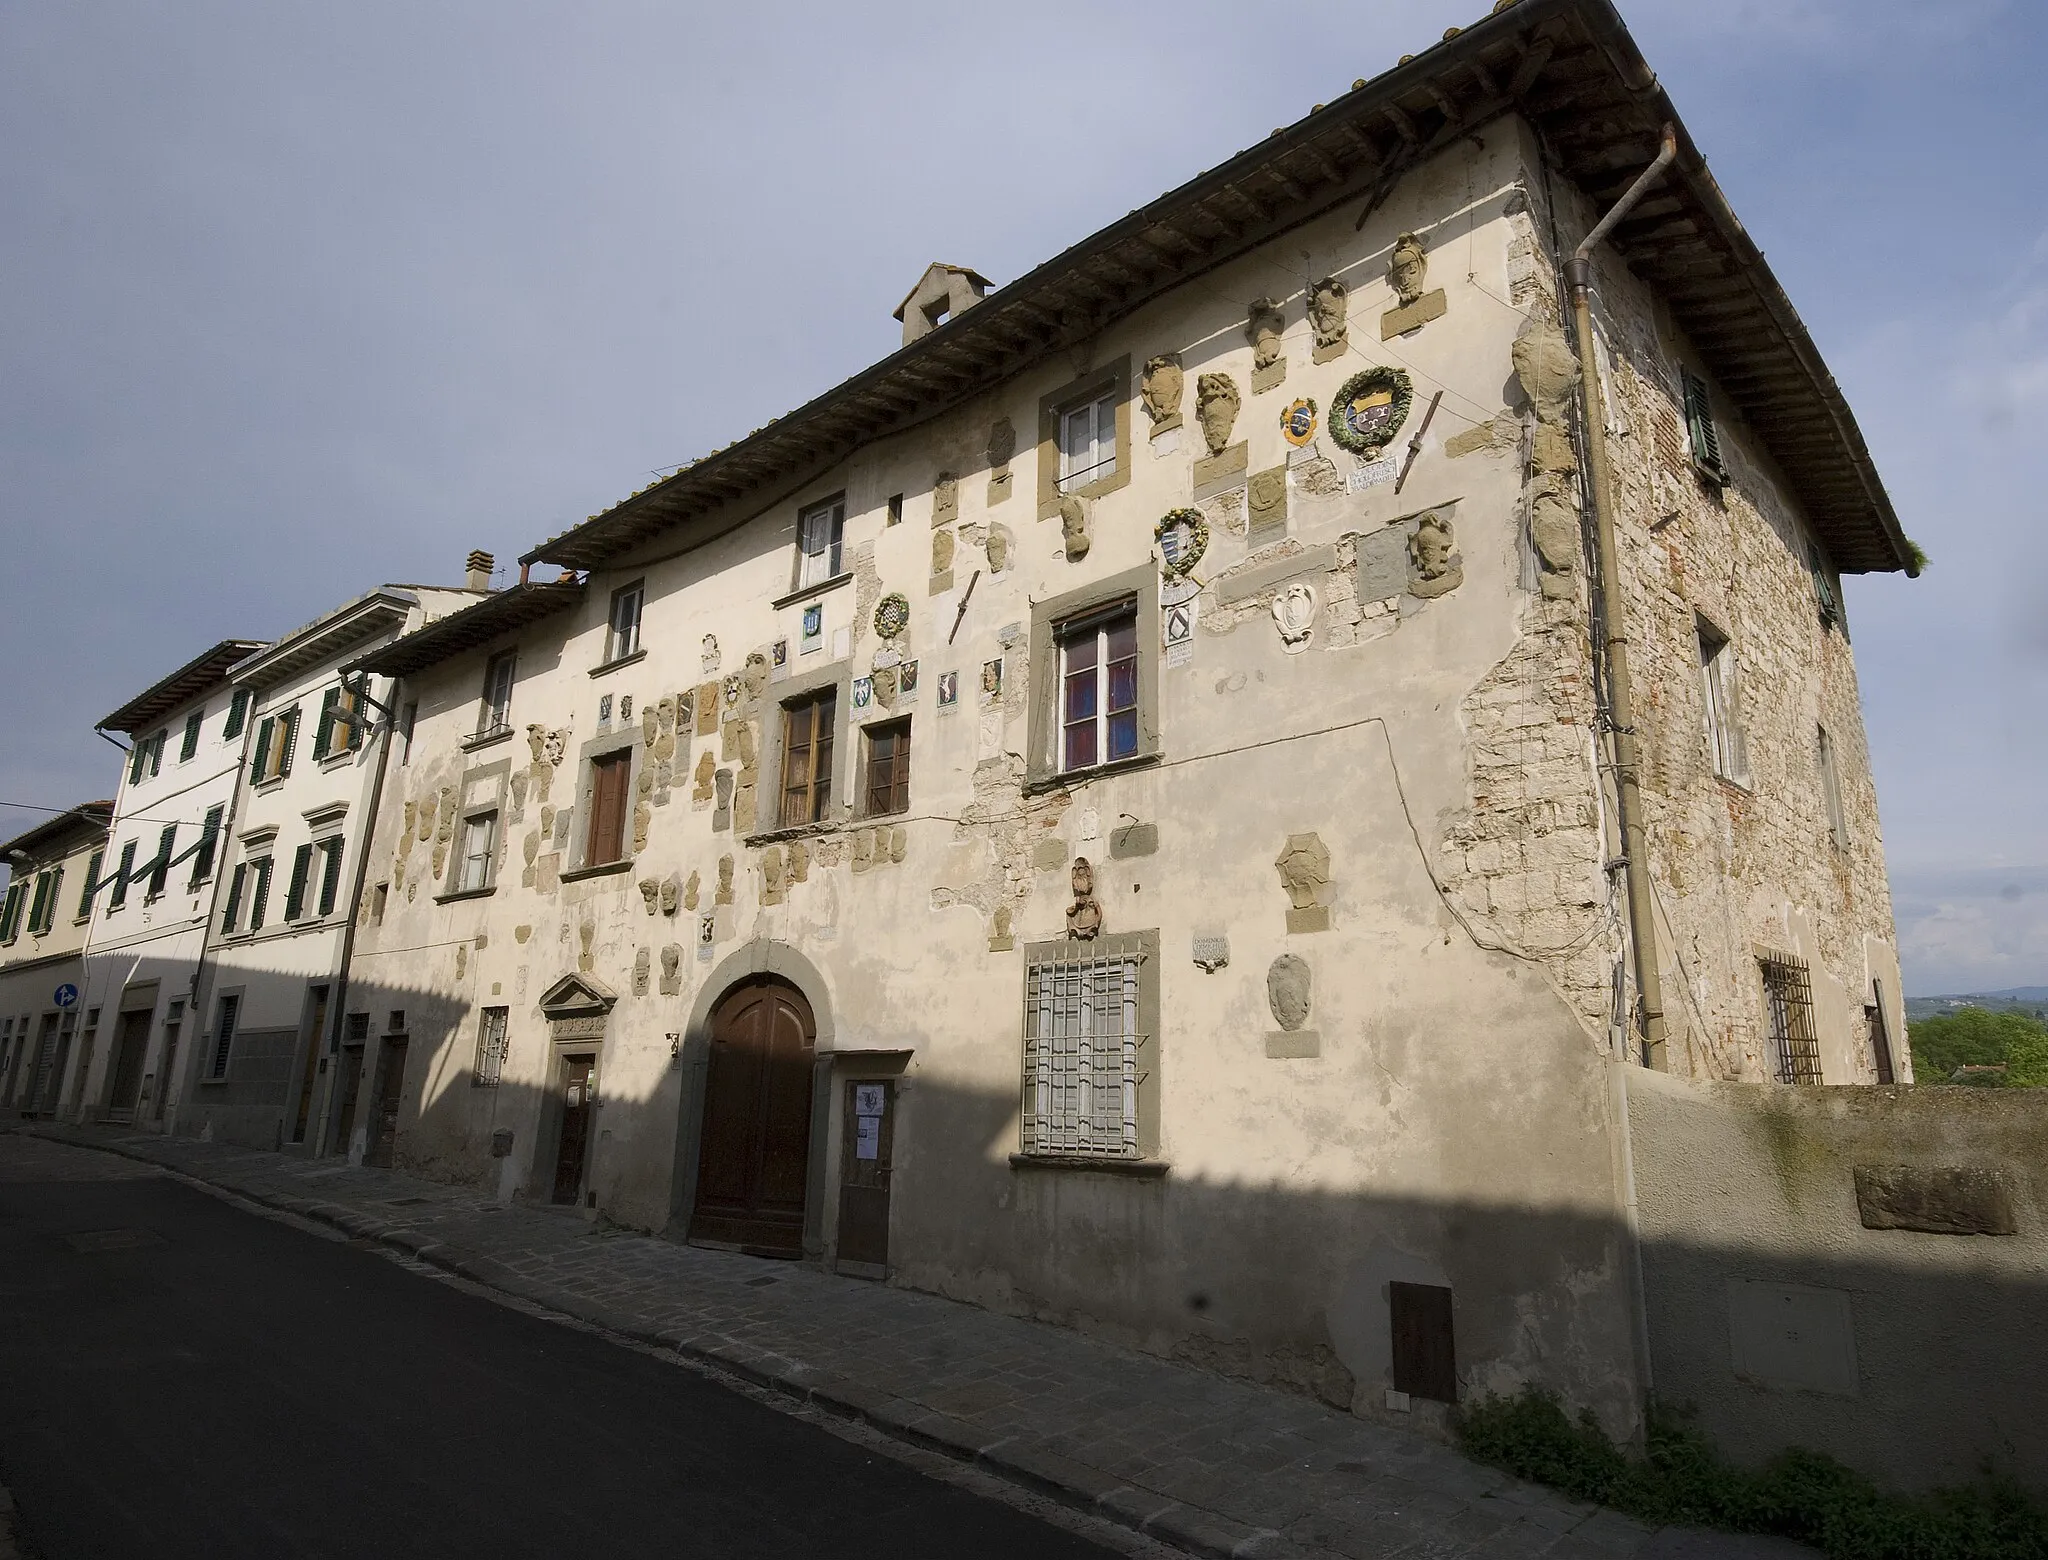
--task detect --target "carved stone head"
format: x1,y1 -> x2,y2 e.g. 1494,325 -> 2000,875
1070,857 -> 1094,899
934,471 -> 958,513
1411,512 -> 1456,580
762,847 -> 785,897
1141,354 -> 1183,426
987,417 -> 1016,469
1195,373 -> 1241,455
1267,954 -> 1312,1031
932,529 -> 955,574
1309,277 -> 1348,349
1246,298 -> 1285,370
1389,233 -> 1429,307
985,524 -> 1012,573
741,651 -> 770,700
1060,496 -> 1090,561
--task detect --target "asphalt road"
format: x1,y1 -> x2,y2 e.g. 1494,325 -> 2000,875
0,1135 -> 1119,1560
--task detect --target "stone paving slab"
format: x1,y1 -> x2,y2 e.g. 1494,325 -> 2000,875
13,1123 -> 1810,1560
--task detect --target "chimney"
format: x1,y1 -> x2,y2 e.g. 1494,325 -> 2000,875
465,550 -> 494,592
893,263 -> 991,347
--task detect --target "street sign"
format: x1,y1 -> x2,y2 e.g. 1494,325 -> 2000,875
53,983 -> 78,1009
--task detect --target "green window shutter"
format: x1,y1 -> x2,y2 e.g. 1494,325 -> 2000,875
222,864 -> 247,931
39,868 -> 63,933
1681,367 -> 1726,484
149,824 -> 176,898
27,874 -> 50,936
0,882 -> 22,942
251,718 -> 275,783
317,839 -> 346,917
315,687 -> 340,759
191,806 -> 224,887
110,841 -> 138,910
224,688 -> 251,740
78,850 -> 103,918
181,710 -> 203,762
129,741 -> 147,786
284,843 -> 313,921
148,732 -> 165,778
277,707 -> 301,778
1807,541 -> 1840,629
249,858 -> 273,930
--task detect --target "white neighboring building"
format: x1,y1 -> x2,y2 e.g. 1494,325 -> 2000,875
0,802 -> 111,1117
72,638 -> 266,1127
174,569 -> 486,1155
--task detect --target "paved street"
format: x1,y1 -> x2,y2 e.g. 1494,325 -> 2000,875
3,1127 -> 1805,1560
0,1133 -> 1126,1560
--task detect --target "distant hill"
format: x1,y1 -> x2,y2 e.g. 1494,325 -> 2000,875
1905,986 -> 2048,1023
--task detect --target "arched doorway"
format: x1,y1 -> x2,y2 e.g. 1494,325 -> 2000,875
690,978 -> 816,1257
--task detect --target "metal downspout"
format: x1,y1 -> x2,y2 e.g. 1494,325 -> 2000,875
1568,124 -> 1677,1072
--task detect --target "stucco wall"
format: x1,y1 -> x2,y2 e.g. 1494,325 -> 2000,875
1626,1066 -> 2048,1492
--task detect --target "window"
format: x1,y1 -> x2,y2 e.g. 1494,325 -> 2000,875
0,882 -> 23,943
27,868 -> 62,937
127,731 -> 164,785
345,1012 -> 370,1043
863,719 -> 912,817
1806,540 -> 1840,631
78,850 -> 103,919
1059,605 -> 1140,774
372,881 -> 389,924
1817,726 -> 1848,850
1697,621 -> 1749,787
1867,983 -> 1897,1085
473,1007 -> 510,1088
109,841 -> 138,911
605,581 -> 644,664
794,498 -> 846,591
316,838 -> 346,917
1021,933 -> 1158,1159
1680,366 -> 1726,485
314,683 -> 365,760
145,823 -> 176,900
1761,955 -> 1821,1085
400,700 -> 418,766
189,805 -> 224,887
208,992 -> 241,1080
223,687 -> 252,740
458,810 -> 499,892
221,863 -> 247,932
478,651 -> 517,737
283,843 -> 315,921
584,751 -> 632,866
1059,389 -> 1119,493
247,857 -> 274,931
180,709 -> 204,762
779,689 -> 838,826
251,706 -> 301,784
886,493 -> 904,527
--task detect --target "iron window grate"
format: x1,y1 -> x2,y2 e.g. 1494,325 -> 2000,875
1022,951 -> 1143,1157
473,1008 -> 509,1087
1762,957 -> 1822,1085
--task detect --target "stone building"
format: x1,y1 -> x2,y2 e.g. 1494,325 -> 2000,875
172,576 -> 483,1155
331,0 -> 1934,1459
0,802 -> 111,1116
66,638 -> 266,1128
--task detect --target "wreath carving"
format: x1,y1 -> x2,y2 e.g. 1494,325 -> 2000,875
873,591 -> 911,641
1154,508 -> 1209,576
1328,366 -> 1414,459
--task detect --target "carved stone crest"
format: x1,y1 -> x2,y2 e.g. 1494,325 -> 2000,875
1272,582 -> 1317,653
1382,232 -> 1447,337
1309,276 -> 1349,363
1274,832 -> 1331,932
1408,510 -> 1463,598
700,634 -> 721,677
1059,496 -> 1090,562
1247,298 -> 1287,393
1141,354 -> 1183,432
1066,856 -> 1103,940
1330,366 -> 1413,460
1195,373 -> 1241,456
985,523 -> 1013,574
933,471 -> 959,525
1267,954 -> 1312,1031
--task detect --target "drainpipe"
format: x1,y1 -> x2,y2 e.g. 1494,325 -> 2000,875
1566,124 -> 1677,1072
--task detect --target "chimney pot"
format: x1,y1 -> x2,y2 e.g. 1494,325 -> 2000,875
465,550 -> 495,591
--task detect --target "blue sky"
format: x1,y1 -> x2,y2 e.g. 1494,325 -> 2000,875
3,0 -> 2042,995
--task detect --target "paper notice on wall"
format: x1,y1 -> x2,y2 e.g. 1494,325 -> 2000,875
854,1084 -> 885,1117
855,1115 -> 881,1160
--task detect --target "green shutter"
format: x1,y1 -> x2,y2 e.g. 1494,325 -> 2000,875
150,824 -> 177,898
222,863 -> 247,931
0,881 -> 22,942
39,867 -> 63,933
277,707 -> 300,778
1682,367 -> 1725,484
317,839 -> 346,917
181,710 -> 203,762
129,741 -> 147,786
148,732 -> 165,778
224,688 -> 251,740
79,851 -> 103,918
251,718 -> 275,783
284,843 -> 313,921
315,687 -> 340,759
249,858 -> 273,929
27,874 -> 50,936
1807,541 -> 1840,629
191,806 -> 223,887
110,841 -> 137,910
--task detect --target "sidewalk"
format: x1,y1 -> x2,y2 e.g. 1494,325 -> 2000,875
15,1122 -> 1803,1560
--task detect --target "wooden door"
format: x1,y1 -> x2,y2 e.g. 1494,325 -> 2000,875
290,988 -> 330,1144
552,1055 -> 597,1204
365,1038 -> 408,1168
691,980 -> 816,1256
152,1014 -> 180,1123
333,1046 -> 365,1157
108,1010 -> 152,1119
835,1079 -> 894,1274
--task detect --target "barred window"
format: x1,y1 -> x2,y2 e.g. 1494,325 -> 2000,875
1020,930 -> 1159,1160
1761,954 -> 1822,1085
473,1007 -> 509,1087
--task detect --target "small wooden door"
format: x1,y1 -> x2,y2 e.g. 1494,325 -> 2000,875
152,1013 -> 180,1123
552,1055 -> 597,1204
836,1080 -> 894,1274
108,1010 -> 152,1120
691,980 -> 816,1256
365,1038 -> 408,1168
333,1045 -> 366,1157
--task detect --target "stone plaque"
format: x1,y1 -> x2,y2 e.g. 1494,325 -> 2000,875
1853,1166 -> 2017,1236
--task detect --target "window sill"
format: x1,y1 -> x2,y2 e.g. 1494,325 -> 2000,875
1024,750 -> 1161,798
1712,772 -> 1754,797
588,649 -> 647,679
560,857 -> 635,884
463,726 -> 516,753
435,885 -> 497,904
772,572 -> 853,611
743,816 -> 849,849
317,748 -> 362,770
1009,1153 -> 1168,1179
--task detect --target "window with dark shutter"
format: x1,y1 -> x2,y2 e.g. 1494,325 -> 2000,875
584,752 -> 632,866
209,993 -> 241,1079
1389,1282 -> 1458,1403
317,838 -> 346,917
1807,540 -> 1840,630
190,806 -> 224,887
181,710 -> 203,762
248,857 -> 274,930
479,652 -> 516,738
128,741 -> 148,787
779,689 -> 838,826
1681,367 -> 1726,485
109,841 -> 138,911
863,719 -> 911,817
314,686 -> 342,759
251,717 -> 276,784
147,824 -> 176,899
224,687 -> 251,740
221,863 -> 247,932
0,882 -> 23,942
78,850 -> 103,919
284,843 -> 314,920
27,872 -> 54,936
276,706 -> 300,777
